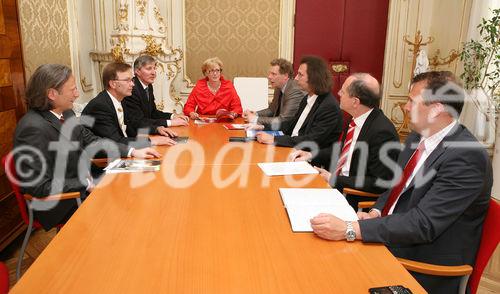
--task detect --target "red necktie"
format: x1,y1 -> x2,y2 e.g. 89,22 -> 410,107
381,140 -> 426,216
59,115 -> 65,123
334,120 -> 356,175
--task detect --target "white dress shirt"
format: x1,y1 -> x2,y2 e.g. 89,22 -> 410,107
107,91 -> 127,137
50,110 -> 63,121
291,94 -> 318,137
340,109 -> 373,176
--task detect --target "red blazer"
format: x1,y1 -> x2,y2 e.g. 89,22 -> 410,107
183,76 -> 242,115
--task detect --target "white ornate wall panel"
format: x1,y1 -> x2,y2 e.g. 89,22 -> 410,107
86,0 -> 184,113
381,0 -> 472,140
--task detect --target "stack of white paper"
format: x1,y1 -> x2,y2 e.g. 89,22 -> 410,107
279,188 -> 358,232
257,161 -> 319,176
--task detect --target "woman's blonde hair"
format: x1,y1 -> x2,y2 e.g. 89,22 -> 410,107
201,57 -> 223,75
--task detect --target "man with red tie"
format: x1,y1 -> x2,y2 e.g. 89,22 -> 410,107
290,73 -> 400,209
310,71 -> 492,293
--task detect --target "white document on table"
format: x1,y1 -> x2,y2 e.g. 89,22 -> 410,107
257,161 -> 319,176
279,188 -> 358,232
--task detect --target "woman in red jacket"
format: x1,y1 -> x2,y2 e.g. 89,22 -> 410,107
183,57 -> 242,119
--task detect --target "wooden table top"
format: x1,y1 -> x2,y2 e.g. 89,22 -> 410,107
11,120 -> 426,293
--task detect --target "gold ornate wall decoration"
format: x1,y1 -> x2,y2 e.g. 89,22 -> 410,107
390,102 -> 410,142
331,64 -> 348,73
390,30 -> 434,138
403,30 -> 434,75
136,0 -> 147,17
141,34 -> 165,56
111,45 -> 125,62
118,2 -> 129,30
153,7 -> 166,34
429,49 -> 460,68
80,77 -> 93,93
110,35 -> 130,62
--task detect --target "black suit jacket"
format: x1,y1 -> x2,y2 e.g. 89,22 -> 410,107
122,77 -> 172,136
13,109 -> 130,230
266,92 -> 342,149
82,90 -> 150,149
312,108 -> 400,194
359,125 -> 492,293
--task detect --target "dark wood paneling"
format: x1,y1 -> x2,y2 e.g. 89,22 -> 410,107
0,0 -> 27,252
0,192 -> 26,252
0,2 -> 5,35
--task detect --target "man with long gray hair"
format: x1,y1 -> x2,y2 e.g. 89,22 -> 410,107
13,64 -> 159,230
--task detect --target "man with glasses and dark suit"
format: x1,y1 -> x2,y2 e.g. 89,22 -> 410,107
82,62 -> 176,147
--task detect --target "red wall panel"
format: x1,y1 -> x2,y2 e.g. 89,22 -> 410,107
294,0 -> 390,83
293,0 -> 345,69
341,0 -> 390,82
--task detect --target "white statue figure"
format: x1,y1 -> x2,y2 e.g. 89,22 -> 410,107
414,49 -> 430,76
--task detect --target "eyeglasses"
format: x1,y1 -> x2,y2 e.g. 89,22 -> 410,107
207,69 -> 222,74
113,78 -> 134,83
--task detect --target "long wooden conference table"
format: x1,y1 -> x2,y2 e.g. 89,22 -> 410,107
12,120 -> 425,293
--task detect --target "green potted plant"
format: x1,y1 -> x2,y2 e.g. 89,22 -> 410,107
460,8 -> 500,111
460,8 -> 500,199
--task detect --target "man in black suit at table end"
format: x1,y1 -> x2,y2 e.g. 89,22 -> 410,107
309,71 -> 492,294
290,73 -> 400,209
82,62 -> 176,148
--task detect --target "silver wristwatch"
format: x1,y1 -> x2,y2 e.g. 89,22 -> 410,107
345,221 -> 356,241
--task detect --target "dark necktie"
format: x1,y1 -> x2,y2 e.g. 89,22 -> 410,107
145,87 -> 150,101
381,140 -> 426,216
274,91 -> 283,116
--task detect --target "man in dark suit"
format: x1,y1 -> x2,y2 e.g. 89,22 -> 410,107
123,55 -> 189,137
242,58 -> 304,125
82,62 -> 175,148
309,71 -> 492,293
13,64 -> 159,230
290,73 -> 400,208
251,56 -> 342,149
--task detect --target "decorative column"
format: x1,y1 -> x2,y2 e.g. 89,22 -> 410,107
89,0 -> 184,113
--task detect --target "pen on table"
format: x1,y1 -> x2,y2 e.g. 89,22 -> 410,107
194,105 -> 199,119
